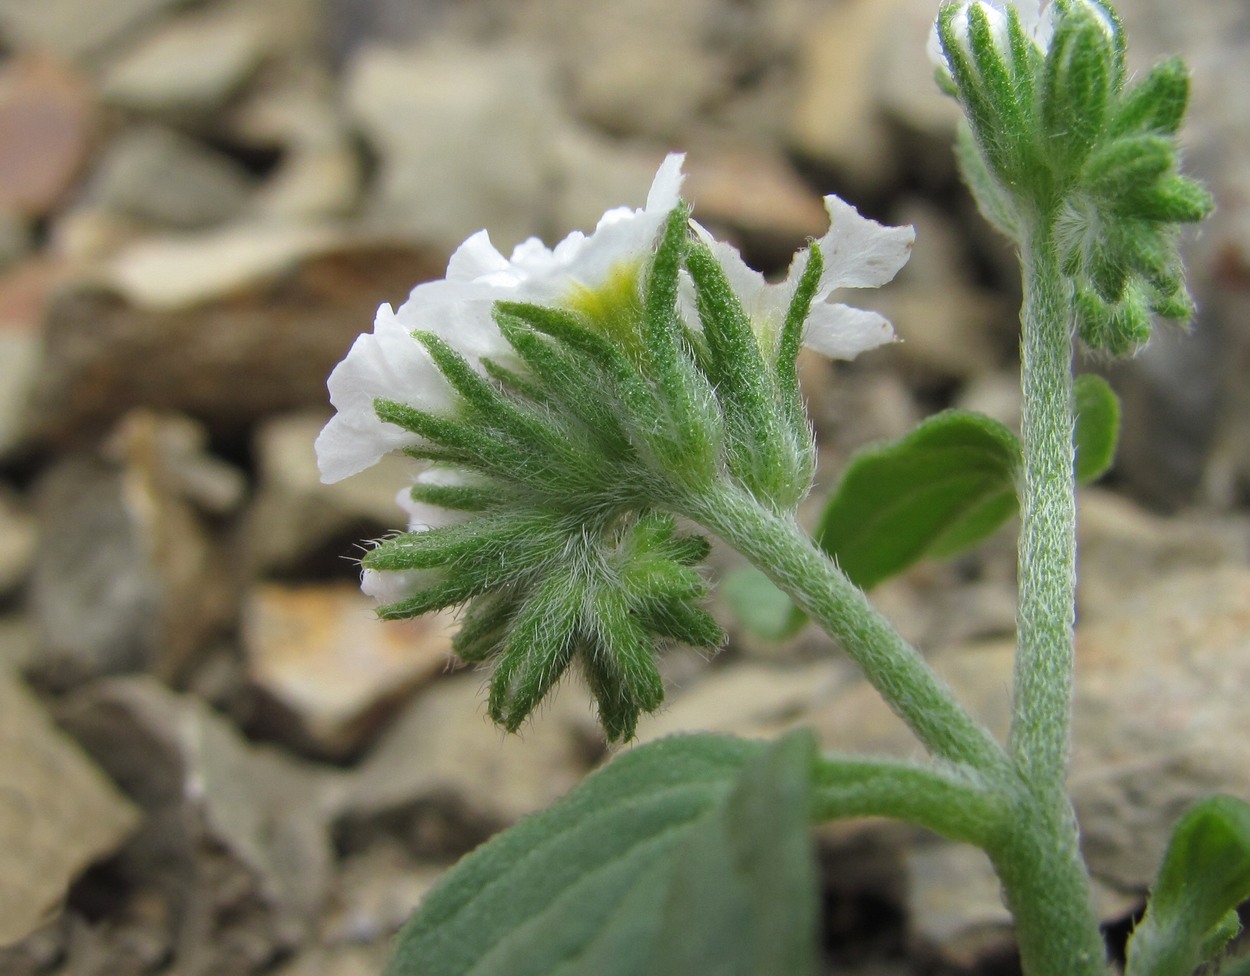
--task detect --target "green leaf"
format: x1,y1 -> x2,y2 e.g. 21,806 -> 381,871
815,411 -> 1021,590
1126,795 -> 1250,976
383,732 -> 819,976
1074,374 -> 1120,483
650,731 -> 818,976
723,567 -> 805,640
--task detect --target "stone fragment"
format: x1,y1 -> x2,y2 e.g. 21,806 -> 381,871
1071,566 -> 1250,894
242,583 -> 456,759
682,147 -> 830,264
80,125 -> 255,229
0,674 -> 139,948
0,0 -> 196,61
336,674 -> 598,838
244,411 -> 416,576
0,485 -> 35,596
344,40 -> 560,253
101,5 -> 271,115
788,0 -> 903,192
905,842 -> 1013,969
0,56 -> 96,219
1076,489 -> 1250,622
633,661 -> 848,744
21,241 -> 444,446
0,257 -> 69,456
56,676 -> 341,968
516,0 -> 726,140
28,412 -> 237,687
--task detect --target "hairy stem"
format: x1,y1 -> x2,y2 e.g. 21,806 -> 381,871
994,222 -> 1106,975
684,482 -> 1007,775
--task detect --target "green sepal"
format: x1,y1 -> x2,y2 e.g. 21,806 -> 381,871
638,598 -> 725,650
1111,56 -> 1189,137
775,243 -> 823,431
956,123 -> 1021,241
375,398 -> 536,479
641,203 -> 691,373
1043,2 -> 1115,174
406,480 -> 498,514
489,571 -> 581,732
1120,174 -> 1214,224
361,511 -> 557,574
814,410 -> 1021,590
1075,283 -> 1151,356
685,239 -> 806,509
1125,795 -> 1250,976
375,574 -> 486,622
452,589 -> 522,663
1085,135 -> 1174,207
492,322 -> 633,462
1073,373 -> 1120,483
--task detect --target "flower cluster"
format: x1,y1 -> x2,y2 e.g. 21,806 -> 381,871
932,0 -> 1212,353
316,155 -> 912,739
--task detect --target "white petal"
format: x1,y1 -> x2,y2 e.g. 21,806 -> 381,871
445,229 -> 510,281
315,410 -> 420,484
316,304 -> 454,483
817,196 -> 915,292
646,153 -> 687,213
802,303 -> 897,360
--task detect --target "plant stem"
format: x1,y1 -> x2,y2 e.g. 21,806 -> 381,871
993,222 -> 1107,975
684,482 -> 1007,775
1010,223 -> 1078,785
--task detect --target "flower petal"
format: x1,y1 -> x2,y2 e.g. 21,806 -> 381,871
816,196 -> 915,292
802,303 -> 897,360
316,304 -> 454,483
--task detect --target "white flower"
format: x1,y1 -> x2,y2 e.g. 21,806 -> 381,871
687,196 -> 914,360
315,154 -> 687,484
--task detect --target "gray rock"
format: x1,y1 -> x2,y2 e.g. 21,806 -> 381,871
344,39 -> 559,254
20,241 -> 444,446
28,412 -> 237,687
0,674 -> 140,948
100,5 -> 271,115
335,673 -> 599,837
0,0 -> 197,61
243,411 -> 416,576
80,125 -> 255,230
1070,565 -> 1250,893
241,582 -> 456,759
56,676 -> 341,969
0,485 -> 35,596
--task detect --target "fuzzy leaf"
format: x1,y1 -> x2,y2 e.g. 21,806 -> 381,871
383,732 -> 818,976
723,567 -> 805,641
814,411 -> 1021,590
1074,374 -> 1120,483
1126,795 -> 1250,976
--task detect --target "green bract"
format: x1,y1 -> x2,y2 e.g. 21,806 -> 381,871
936,0 -> 1212,354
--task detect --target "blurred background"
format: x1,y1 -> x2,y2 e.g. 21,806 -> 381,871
1,0 -> 1247,973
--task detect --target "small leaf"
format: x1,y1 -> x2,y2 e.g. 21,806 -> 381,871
1127,795 -> 1250,976
815,411 -> 1021,590
1074,374 -> 1120,483
383,732 -> 819,976
723,566 -> 805,640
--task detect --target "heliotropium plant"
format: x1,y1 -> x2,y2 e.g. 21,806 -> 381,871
316,2 -> 1249,973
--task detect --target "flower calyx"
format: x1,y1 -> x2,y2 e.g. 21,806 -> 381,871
934,0 -> 1212,355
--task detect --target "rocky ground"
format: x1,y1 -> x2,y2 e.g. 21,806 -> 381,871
1,0 -> 1248,973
